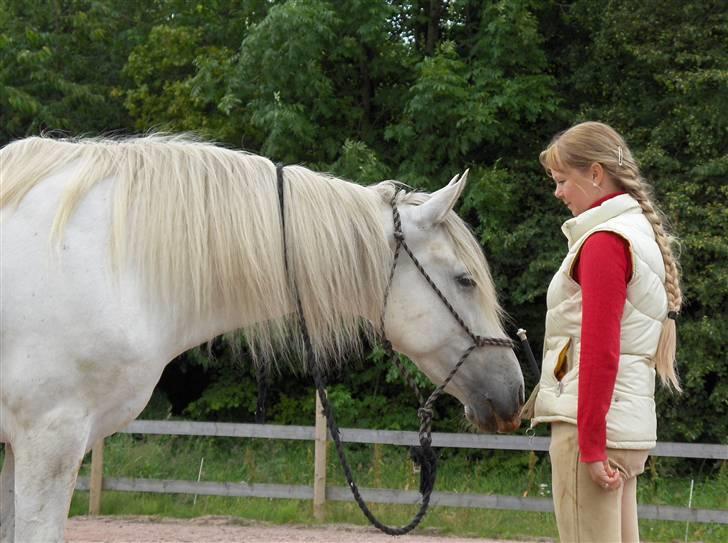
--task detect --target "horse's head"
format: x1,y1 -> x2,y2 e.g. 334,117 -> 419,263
383,173 -> 524,433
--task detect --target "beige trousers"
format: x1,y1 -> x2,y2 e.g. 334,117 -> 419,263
549,422 -> 650,543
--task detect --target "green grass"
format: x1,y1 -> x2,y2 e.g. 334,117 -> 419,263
63,433 -> 728,542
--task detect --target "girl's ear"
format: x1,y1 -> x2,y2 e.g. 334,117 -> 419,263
591,162 -> 605,183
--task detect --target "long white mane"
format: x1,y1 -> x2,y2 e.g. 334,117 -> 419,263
0,135 -> 504,365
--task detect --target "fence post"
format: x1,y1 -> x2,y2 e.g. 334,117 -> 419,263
88,438 -> 105,515
313,390 -> 328,521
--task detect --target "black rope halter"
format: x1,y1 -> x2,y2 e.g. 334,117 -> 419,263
276,164 -> 520,535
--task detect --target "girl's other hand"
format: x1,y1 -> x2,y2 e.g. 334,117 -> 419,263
586,460 -> 622,491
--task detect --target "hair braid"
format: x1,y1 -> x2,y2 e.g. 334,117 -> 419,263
619,170 -> 683,311
613,166 -> 683,391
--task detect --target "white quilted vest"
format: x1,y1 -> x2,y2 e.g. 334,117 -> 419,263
531,194 -> 668,449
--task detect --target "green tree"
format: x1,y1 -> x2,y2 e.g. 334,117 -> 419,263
121,0 -> 272,143
386,0 -> 559,185
225,0 -> 415,165
0,0 -> 158,143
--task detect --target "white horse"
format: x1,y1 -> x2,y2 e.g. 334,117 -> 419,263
0,135 -> 523,542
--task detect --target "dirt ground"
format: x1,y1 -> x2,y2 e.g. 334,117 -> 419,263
65,516 -> 542,543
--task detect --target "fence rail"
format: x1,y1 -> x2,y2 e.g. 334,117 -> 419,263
119,419 -> 728,459
77,416 -> 728,525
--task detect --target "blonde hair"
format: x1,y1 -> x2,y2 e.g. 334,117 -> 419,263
539,121 -> 683,391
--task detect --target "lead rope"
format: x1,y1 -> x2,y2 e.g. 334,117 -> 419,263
278,166 -> 435,534
277,165 -> 517,535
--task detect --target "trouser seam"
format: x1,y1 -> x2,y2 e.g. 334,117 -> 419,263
573,448 -> 581,543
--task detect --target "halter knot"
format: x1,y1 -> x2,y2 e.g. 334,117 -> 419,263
417,406 -> 434,425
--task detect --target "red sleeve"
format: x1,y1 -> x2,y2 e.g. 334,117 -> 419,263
572,231 -> 632,463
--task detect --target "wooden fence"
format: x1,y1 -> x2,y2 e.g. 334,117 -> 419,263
76,404 -> 728,526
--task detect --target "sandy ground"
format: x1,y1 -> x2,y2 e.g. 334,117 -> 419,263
65,516 -> 543,543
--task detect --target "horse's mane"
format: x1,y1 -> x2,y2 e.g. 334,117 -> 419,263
0,135 -> 504,367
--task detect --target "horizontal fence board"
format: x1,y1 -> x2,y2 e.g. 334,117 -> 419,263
77,477 -> 313,501
122,420 -> 727,459
326,487 -> 728,522
339,428 -> 552,452
326,486 -> 554,513
637,504 -> 728,524
651,441 -> 728,460
75,477 -> 728,524
123,420 -> 314,441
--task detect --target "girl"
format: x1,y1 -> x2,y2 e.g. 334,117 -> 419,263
526,121 -> 682,542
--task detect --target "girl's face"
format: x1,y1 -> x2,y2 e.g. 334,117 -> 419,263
550,165 -> 601,216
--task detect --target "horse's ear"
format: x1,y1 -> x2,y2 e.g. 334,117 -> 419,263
416,169 -> 469,226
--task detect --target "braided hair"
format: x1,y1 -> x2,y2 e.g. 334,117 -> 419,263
539,122 -> 682,391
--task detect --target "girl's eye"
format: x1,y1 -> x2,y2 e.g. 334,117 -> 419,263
456,274 -> 476,288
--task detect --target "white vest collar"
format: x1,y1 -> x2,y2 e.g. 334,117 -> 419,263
561,194 -> 640,248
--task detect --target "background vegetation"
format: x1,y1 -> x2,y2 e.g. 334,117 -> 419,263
1,0 -> 725,447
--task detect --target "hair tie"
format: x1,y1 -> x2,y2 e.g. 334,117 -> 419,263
667,311 -> 679,321
618,146 -> 623,166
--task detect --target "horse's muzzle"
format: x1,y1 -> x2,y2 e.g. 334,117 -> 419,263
465,399 -> 523,433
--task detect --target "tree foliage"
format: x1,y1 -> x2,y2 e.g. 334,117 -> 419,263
1,0 -> 725,444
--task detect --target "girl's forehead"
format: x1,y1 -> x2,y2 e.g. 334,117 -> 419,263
549,167 -> 566,179
550,164 -> 582,178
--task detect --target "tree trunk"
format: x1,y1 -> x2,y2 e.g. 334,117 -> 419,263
425,0 -> 444,56
359,44 -> 374,139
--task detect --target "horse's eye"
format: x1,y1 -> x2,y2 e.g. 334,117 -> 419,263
456,274 -> 476,288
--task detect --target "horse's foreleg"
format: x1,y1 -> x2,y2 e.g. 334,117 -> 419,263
12,424 -> 87,543
0,444 -> 15,543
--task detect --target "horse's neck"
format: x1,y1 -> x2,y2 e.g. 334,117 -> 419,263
155,305 -> 282,361
157,187 -> 394,360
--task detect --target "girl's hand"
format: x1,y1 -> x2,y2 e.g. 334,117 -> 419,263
586,460 -> 622,491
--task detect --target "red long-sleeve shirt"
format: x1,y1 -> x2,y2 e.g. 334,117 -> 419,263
572,192 -> 632,463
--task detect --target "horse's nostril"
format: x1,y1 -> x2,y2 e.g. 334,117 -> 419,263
518,384 -> 525,403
